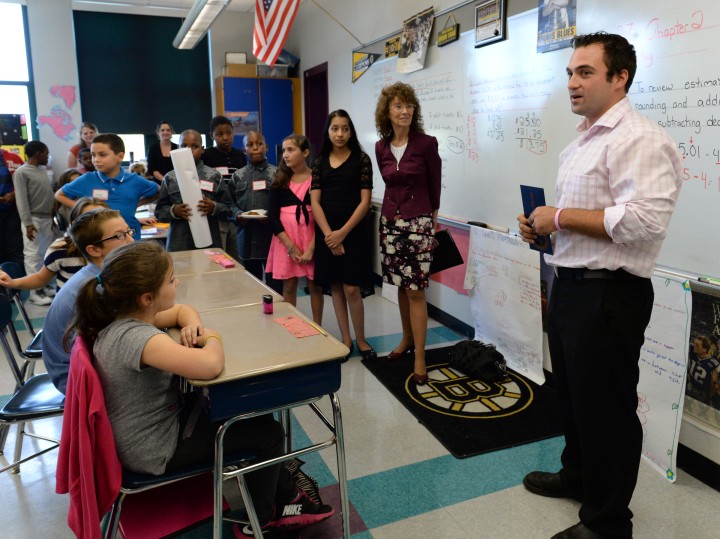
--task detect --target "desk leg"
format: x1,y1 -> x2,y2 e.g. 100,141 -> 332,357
279,408 -> 292,453
331,392 -> 350,539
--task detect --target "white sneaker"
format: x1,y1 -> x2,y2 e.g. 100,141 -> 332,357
43,284 -> 56,297
29,290 -> 53,306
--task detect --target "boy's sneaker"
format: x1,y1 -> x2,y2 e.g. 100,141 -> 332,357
29,290 -> 52,306
43,284 -> 56,297
231,490 -> 334,538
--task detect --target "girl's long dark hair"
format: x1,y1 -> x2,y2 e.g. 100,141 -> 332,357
271,134 -> 310,189
65,242 -> 171,347
319,109 -> 363,158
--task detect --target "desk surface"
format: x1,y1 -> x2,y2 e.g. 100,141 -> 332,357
174,302 -> 347,386
175,269 -> 283,312
171,249 -> 239,277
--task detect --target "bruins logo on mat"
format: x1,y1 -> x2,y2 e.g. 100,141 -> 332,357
406,363 -> 533,419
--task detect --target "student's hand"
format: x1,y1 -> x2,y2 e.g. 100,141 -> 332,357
139,216 -> 157,226
236,215 -> 247,226
179,322 -> 205,347
173,203 -> 193,220
25,224 -> 37,241
288,244 -> 303,263
517,213 -> 538,244
324,229 -> 346,250
197,196 -> 215,216
0,270 -> 14,288
1,192 -> 15,204
330,244 -> 345,256
298,246 -> 314,264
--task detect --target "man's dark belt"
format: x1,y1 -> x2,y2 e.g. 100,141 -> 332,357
554,267 -> 641,280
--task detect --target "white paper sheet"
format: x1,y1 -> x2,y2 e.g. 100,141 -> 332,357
464,227 -> 545,384
170,148 -> 212,248
638,276 -> 691,482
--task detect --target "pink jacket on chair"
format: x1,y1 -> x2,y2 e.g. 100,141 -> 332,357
56,336 -> 122,539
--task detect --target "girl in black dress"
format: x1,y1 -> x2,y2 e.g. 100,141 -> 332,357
311,110 -> 376,361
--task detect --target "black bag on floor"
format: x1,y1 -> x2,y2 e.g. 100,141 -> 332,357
449,340 -> 507,382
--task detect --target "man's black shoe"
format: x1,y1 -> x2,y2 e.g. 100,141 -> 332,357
522,471 -> 583,502
551,522 -> 609,539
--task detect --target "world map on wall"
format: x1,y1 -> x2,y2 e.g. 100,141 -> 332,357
37,105 -> 76,141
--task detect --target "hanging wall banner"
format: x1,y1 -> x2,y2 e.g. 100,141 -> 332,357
437,13 -> 460,47
537,0 -> 577,53
397,6 -> 435,74
385,36 -> 401,58
352,52 -> 381,83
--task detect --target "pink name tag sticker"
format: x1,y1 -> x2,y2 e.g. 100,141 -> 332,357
199,180 -> 214,192
92,189 -> 109,200
215,166 -> 230,176
252,180 -> 266,191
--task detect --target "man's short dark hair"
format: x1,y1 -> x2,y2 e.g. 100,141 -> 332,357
24,140 -> 48,158
572,32 -> 637,93
209,115 -> 232,133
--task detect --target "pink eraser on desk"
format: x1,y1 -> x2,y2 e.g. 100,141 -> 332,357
210,254 -> 235,268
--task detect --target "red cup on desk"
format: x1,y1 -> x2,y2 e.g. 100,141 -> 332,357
262,294 -> 273,314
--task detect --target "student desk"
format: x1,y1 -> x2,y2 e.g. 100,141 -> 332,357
170,282 -> 350,538
171,248 -> 239,276
174,269 -> 283,311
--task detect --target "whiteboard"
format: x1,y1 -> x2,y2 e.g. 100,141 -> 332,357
352,4 -> 720,277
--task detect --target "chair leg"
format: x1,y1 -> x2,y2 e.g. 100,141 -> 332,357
11,420 -> 26,474
0,424 -> 8,455
13,296 -> 36,337
104,494 -> 126,539
236,475 -> 264,538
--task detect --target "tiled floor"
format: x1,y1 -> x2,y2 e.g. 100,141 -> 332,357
2,289 -> 720,538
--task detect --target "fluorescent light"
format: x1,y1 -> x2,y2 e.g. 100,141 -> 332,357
173,0 -> 230,50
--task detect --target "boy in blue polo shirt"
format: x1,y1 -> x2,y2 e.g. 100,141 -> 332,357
55,133 -> 158,236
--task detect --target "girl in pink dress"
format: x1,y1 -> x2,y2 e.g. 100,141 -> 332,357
266,135 -> 324,323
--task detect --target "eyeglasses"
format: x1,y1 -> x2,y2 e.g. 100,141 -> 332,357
390,103 -> 415,112
93,229 -> 134,244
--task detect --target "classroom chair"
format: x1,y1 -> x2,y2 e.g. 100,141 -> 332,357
0,262 -> 39,337
0,296 -> 65,475
58,335 -> 264,539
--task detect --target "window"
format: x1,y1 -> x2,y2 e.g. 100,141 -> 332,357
0,3 -> 34,145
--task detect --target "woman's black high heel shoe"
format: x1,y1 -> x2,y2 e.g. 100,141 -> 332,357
341,343 -> 354,363
358,346 -> 377,360
386,346 -> 415,361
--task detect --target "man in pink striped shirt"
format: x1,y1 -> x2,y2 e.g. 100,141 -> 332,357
518,33 -> 683,539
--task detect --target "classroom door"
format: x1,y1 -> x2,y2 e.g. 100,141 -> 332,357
303,62 -> 328,159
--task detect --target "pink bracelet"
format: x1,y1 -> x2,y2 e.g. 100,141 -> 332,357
554,208 -> 564,231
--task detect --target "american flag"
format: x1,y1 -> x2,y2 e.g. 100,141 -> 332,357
253,0 -> 300,67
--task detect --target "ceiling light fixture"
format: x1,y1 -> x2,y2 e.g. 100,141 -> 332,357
173,0 -> 230,50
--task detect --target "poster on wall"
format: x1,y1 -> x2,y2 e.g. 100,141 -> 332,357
385,36 -> 401,58
537,0 -> 577,53
396,6 -> 435,74
684,284 -> 720,429
475,0 -> 506,48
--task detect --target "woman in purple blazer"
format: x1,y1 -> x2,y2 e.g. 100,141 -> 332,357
374,82 -> 442,385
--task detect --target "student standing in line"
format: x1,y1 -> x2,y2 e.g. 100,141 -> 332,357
0,138 -> 25,269
518,33 -> 683,539
374,82 -> 442,385
155,129 -> 230,251
203,115 -> 247,260
67,241 -> 333,538
230,131 -> 282,293
0,197 -> 109,295
53,168 -> 82,232
311,110 -> 376,361
66,121 -> 98,169
55,133 -> 159,238
13,140 -> 58,305
266,134 -> 324,324
146,121 -> 178,184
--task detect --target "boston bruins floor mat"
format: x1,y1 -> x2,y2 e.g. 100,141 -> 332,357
362,345 -> 563,458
